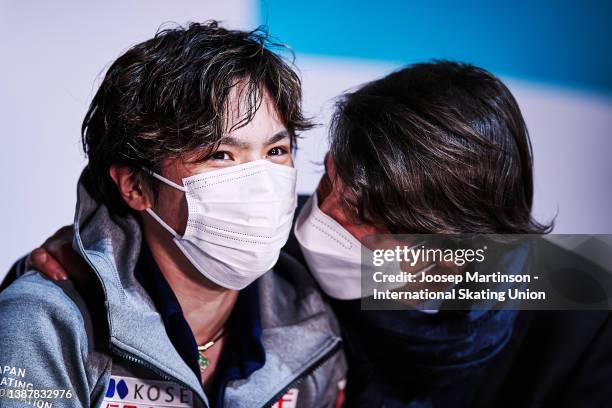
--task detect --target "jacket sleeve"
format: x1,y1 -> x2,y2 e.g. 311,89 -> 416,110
0,272 -> 93,408
0,256 -> 26,292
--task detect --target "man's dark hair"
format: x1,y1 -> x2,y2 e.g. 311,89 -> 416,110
329,60 -> 552,234
81,21 -> 311,214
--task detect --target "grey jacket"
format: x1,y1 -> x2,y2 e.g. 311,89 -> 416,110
0,181 -> 346,408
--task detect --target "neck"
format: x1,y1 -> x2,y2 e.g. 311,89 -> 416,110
142,219 -> 239,345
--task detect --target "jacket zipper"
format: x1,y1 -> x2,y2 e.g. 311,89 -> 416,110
111,344 -> 209,408
261,339 -> 342,408
73,242 -> 208,407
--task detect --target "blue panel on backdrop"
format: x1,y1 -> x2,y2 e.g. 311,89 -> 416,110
258,0 -> 612,95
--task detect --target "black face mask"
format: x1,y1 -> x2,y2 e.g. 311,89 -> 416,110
336,303 -> 517,379
330,245 -> 530,405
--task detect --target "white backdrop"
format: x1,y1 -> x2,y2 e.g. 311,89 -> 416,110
1,0 -> 611,279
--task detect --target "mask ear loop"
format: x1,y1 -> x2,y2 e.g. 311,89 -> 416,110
142,168 -> 186,238
143,168 -> 188,192
145,208 -> 180,238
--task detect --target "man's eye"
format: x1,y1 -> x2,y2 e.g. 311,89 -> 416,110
268,147 -> 287,157
211,151 -> 232,160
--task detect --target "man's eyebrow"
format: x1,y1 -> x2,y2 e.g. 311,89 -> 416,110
217,136 -> 251,149
217,130 -> 289,150
265,130 -> 290,145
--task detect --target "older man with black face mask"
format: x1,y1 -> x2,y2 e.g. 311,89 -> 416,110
6,61 -> 612,407
288,61 -> 612,407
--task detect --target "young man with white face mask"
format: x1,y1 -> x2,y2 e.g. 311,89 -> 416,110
0,22 -> 345,408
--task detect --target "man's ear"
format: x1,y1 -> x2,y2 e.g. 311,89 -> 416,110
109,166 -> 151,211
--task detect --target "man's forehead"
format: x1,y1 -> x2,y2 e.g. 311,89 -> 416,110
225,81 -> 280,122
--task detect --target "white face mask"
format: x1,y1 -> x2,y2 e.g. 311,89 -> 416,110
293,193 -> 371,300
146,159 -> 297,290
294,193 -> 434,301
